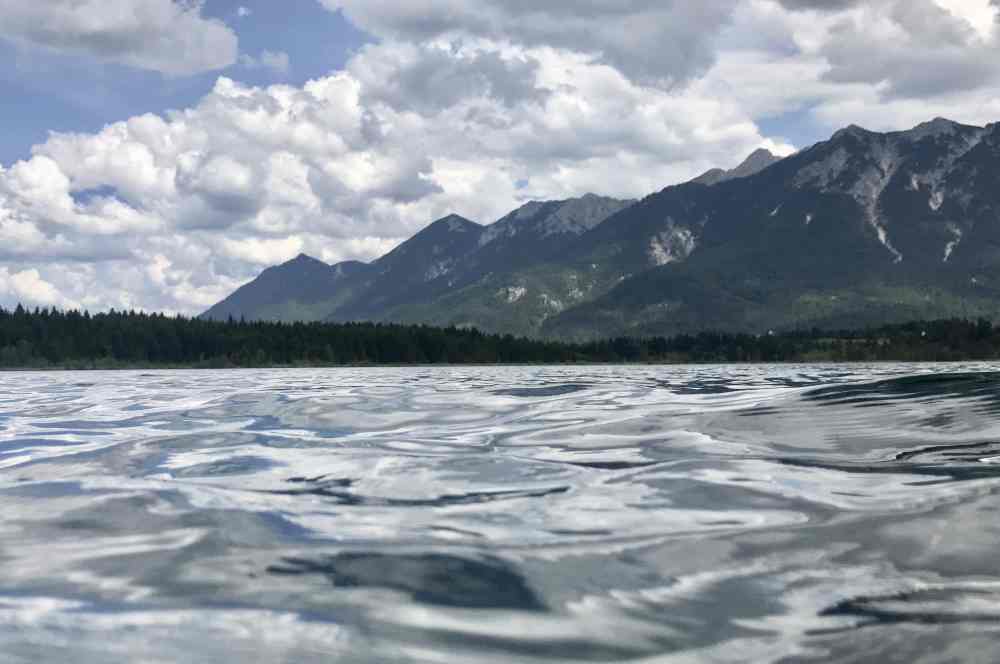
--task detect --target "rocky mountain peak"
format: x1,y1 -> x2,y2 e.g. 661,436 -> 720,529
743,147 -> 777,162
914,116 -> 958,131
287,253 -> 326,266
900,117 -> 983,143
691,147 -> 782,186
480,194 -> 633,247
431,214 -> 479,232
730,148 -> 780,177
830,124 -> 872,142
544,194 -> 634,236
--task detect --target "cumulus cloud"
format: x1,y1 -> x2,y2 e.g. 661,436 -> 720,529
347,42 -> 545,113
815,0 -> 1000,98
321,0 -> 741,86
0,268 -> 79,309
774,0 -> 862,11
0,0 -> 238,75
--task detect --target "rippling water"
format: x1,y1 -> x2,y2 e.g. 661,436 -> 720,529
3,364 -> 1000,662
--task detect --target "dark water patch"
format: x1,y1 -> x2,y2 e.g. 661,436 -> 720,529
25,421 -> 121,432
269,478 -> 570,507
0,481 -> 96,498
561,460 -> 664,471
916,412 -> 958,429
267,552 -> 546,611
492,384 -> 589,397
893,441 -> 1000,462
662,380 -> 738,395
547,528 -> 614,537
53,517 -> 118,533
0,437 -> 105,455
763,376 -> 828,388
819,587 -> 1000,631
738,406 -> 782,417
805,372 -> 1000,411
288,475 -> 354,487
171,456 -> 278,478
778,455 -> 1000,481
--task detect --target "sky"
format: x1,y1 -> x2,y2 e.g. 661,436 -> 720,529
1,0 -> 999,314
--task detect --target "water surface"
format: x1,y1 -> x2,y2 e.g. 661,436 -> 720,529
2,364 -> 1000,662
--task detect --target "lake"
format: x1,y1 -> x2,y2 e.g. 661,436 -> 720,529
2,365 -> 1000,662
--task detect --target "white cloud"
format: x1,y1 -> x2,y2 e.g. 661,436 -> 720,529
0,268 -> 80,309
220,236 -> 304,265
237,6 -> 252,18
932,0 -> 999,39
812,0 -> 1000,98
0,0 -> 238,75
321,0 -> 742,86
706,0 -> 1000,133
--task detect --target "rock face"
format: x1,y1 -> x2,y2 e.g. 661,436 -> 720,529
205,119 -> 1000,339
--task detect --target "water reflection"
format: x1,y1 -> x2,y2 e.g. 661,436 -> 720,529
1,363 -> 1000,662
268,552 -> 547,611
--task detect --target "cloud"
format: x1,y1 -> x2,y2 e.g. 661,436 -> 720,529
220,236 -> 305,265
815,0 -> 1000,98
240,50 -> 292,75
320,0 -> 742,86
237,6 -> 252,18
347,42 -> 545,113
0,0 -> 238,75
774,0 -> 862,11
0,268 -> 79,309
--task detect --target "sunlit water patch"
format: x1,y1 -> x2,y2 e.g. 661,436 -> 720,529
2,364 -> 1000,662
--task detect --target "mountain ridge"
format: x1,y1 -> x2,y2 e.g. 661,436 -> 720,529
205,118 -> 1000,339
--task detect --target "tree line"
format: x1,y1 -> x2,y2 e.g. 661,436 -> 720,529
1,305 -> 1000,368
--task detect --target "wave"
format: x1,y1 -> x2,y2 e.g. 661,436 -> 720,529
1,363 -> 1000,661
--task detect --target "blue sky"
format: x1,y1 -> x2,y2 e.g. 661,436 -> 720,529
1,0 -> 999,314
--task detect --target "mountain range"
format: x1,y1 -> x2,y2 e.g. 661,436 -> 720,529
203,118 -> 1000,339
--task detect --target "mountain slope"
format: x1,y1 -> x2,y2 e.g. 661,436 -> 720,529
203,214 -> 486,324
326,195 -> 633,331
201,255 -> 372,322
543,118 -> 1000,338
329,214 -> 485,321
473,193 -> 634,271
